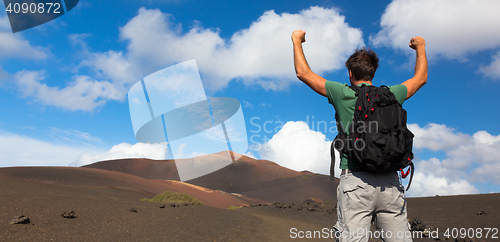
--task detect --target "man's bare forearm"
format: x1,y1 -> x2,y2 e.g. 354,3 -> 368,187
291,30 -> 326,96
293,42 -> 312,79
414,46 -> 428,85
403,36 -> 427,99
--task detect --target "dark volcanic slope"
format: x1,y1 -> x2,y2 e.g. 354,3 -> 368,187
85,152 -> 339,204
0,167 -> 265,209
83,158 -> 180,180
0,180 -> 270,242
407,193 -> 500,231
84,151 -> 303,183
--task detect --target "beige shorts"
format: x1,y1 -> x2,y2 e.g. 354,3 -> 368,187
333,171 -> 412,242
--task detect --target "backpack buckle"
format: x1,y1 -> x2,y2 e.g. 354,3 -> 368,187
399,167 -> 410,178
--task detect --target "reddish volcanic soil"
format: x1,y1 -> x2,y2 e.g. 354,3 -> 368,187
0,166 -> 265,209
85,152 -> 338,204
1,153 -> 499,241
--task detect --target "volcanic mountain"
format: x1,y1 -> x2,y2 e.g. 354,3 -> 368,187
84,151 -> 339,203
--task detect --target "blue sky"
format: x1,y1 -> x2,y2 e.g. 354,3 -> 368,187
1,0 -> 499,197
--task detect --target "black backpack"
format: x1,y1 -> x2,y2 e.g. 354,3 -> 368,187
330,84 -> 415,190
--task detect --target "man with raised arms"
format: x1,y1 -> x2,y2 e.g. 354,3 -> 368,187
292,30 -> 427,241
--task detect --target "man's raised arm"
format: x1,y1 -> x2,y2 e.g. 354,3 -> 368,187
402,36 -> 428,100
292,30 -> 327,97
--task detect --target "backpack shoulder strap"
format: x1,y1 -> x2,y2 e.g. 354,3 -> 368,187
348,84 -> 362,95
330,140 -> 336,181
406,162 -> 415,191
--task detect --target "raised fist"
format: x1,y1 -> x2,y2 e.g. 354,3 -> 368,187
292,30 -> 306,44
409,36 -> 425,50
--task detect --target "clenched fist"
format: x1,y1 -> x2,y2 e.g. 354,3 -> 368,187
292,30 -> 306,44
409,36 -> 425,50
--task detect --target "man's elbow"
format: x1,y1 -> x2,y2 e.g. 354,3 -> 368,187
296,71 -> 308,81
422,75 -> 428,85
416,73 -> 427,86
422,77 -> 427,86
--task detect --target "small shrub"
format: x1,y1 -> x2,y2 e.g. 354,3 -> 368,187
141,191 -> 202,205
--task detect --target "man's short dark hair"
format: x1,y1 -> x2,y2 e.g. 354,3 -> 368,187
345,47 -> 379,81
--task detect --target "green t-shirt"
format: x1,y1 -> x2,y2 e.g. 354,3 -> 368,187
325,80 -> 408,169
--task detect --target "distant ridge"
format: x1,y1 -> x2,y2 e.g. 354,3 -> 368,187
85,151 -> 339,203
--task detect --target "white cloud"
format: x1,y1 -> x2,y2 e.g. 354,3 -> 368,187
14,70 -> 123,111
81,50 -> 142,86
0,131 -> 166,168
409,123 -> 500,175
408,171 -> 479,197
83,6 -> 363,92
258,121 -> 341,176
0,132 -> 104,167
0,65 -> 7,81
256,122 -> 499,196
0,15 -> 49,60
478,50 -> 500,79
244,151 -> 257,159
71,142 -> 169,167
13,6 -> 363,111
406,123 -> 500,196
45,127 -> 104,146
371,0 -> 500,59
408,123 -> 469,151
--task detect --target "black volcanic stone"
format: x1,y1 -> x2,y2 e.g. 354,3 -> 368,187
61,211 -> 77,219
160,205 -> 166,209
10,215 -> 30,225
129,208 -> 138,213
410,218 -> 426,231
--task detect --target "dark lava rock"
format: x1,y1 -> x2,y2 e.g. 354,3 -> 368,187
129,208 -> 138,213
477,211 -> 486,215
10,215 -> 30,225
308,208 -> 317,212
160,205 -> 166,209
410,218 -> 426,231
61,211 -> 77,219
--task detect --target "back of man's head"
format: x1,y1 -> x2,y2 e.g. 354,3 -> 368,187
345,47 -> 379,82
